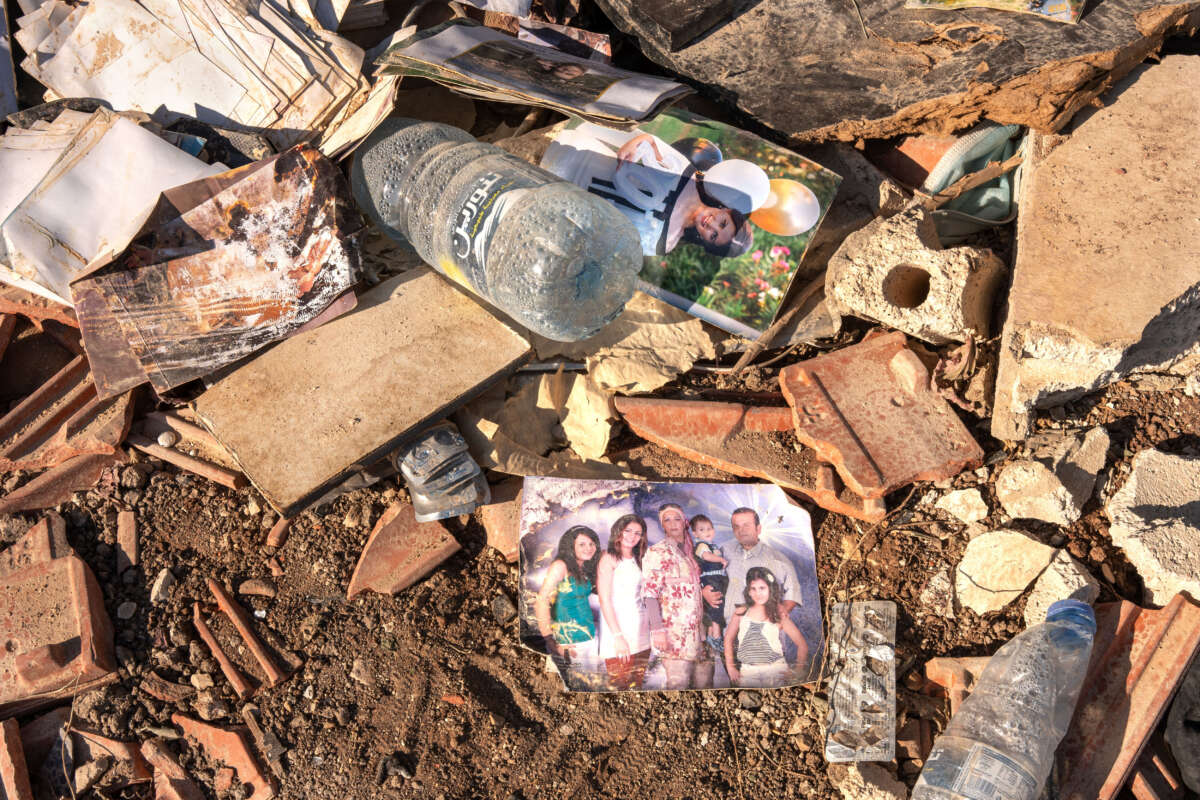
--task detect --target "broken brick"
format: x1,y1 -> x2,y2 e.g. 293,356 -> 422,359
613,396 -> 886,523
172,714 -> 275,800
479,478 -> 522,562
265,516 -> 292,549
116,510 -> 137,574
73,730 -> 151,785
779,332 -> 983,500
127,434 -> 246,491
1,718 -> 35,800
0,513 -> 117,717
346,502 -> 461,599
141,739 -> 205,800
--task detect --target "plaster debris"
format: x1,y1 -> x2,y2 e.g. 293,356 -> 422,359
1105,449 -> 1200,606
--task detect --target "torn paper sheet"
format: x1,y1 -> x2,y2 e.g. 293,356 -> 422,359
0,109 -> 223,304
455,378 -> 627,479
70,145 -> 362,399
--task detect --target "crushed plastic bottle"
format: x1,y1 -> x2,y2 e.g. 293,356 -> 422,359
912,599 -> 1096,800
351,118 -> 643,341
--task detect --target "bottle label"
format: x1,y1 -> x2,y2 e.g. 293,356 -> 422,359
950,743 -> 1038,800
445,163 -> 541,297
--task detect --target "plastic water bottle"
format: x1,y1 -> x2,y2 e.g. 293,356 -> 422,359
912,599 -> 1096,800
351,118 -> 643,341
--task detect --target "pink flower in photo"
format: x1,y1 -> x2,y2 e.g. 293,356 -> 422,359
751,250 -> 763,262
769,245 -> 791,259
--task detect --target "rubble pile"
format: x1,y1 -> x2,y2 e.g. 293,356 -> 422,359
0,0 -> 1197,798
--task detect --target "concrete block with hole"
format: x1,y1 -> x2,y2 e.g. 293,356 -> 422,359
824,204 -> 1006,345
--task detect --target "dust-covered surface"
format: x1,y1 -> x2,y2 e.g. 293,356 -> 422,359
1,345 -> 1196,799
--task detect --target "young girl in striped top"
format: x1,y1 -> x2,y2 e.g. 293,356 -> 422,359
724,566 -> 808,688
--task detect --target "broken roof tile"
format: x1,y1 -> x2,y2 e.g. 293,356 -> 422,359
779,331 -> 982,499
347,502 -> 461,598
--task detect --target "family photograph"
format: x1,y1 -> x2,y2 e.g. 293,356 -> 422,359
519,478 -> 823,692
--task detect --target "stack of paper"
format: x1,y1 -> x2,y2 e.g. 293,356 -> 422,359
375,19 -> 690,126
14,0 -> 370,151
0,108 -> 223,304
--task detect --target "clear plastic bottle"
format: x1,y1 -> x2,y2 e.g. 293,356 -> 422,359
912,599 -> 1096,800
351,118 -> 643,341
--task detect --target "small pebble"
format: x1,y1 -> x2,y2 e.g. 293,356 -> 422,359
157,430 -> 180,448
738,690 -> 761,711
116,601 -> 137,620
491,594 -> 516,625
190,673 -> 215,690
150,569 -> 176,604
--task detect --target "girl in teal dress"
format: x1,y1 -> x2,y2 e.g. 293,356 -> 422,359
534,526 -> 602,678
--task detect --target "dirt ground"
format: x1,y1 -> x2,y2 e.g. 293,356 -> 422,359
3,322 -> 1197,800
3,10 -> 1197,795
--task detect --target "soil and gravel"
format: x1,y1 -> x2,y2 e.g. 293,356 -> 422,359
3,331 -> 1196,800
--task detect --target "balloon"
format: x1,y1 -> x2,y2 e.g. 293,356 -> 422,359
750,179 -> 821,236
702,159 -> 770,215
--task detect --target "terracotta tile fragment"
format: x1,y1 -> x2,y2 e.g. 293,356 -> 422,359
0,718 -> 35,800
346,502 -> 461,599
0,451 -> 125,514
140,672 -> 197,705
206,581 -> 288,687
171,714 -> 275,800
613,396 -> 886,522
1058,596 -> 1200,800
141,739 -> 205,800
0,513 -> 117,717
265,517 -> 292,549
116,510 -> 137,574
191,603 -> 254,700
479,478 -> 522,562
127,434 -> 246,490
779,332 -> 982,499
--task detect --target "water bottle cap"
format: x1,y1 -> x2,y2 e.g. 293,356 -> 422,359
1045,599 -> 1097,633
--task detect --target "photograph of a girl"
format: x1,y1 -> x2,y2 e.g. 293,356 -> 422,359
533,526 -> 601,687
520,478 -> 823,693
724,567 -> 809,688
540,110 -> 842,334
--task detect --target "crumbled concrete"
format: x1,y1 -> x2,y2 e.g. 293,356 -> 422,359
995,427 -> 1110,525
955,529 -> 1056,615
1106,449 -> 1200,606
1166,657 -> 1200,793
935,488 -> 989,523
1023,550 -> 1100,626
825,205 -> 1006,345
827,762 -> 907,800
992,57 -> 1200,440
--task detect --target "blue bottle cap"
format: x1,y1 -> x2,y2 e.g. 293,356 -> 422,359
1045,599 -> 1097,633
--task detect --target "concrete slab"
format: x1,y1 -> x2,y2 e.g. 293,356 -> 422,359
993,57 -> 1200,440
194,269 -> 531,516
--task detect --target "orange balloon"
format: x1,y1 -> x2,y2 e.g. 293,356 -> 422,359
750,179 -> 821,236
